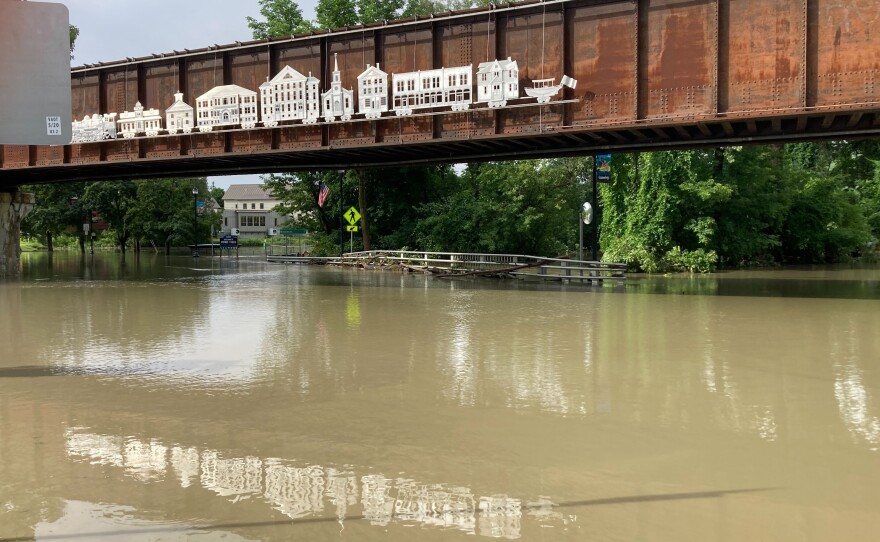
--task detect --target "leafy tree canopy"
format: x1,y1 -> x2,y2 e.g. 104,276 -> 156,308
247,0 -> 313,39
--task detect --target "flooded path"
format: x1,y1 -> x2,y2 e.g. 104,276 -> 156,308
1,254 -> 878,541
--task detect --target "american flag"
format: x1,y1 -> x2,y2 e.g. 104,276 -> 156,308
317,182 -> 330,208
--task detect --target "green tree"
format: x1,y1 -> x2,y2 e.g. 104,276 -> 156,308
247,0 -> 313,39
358,0 -> 405,23
414,160 -> 582,256
262,171 -> 341,235
22,183 -> 86,252
69,24 -> 79,59
316,0 -> 359,28
126,178 -> 213,254
82,181 -> 138,255
779,165 -> 872,263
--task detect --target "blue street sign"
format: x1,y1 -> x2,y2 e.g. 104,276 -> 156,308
219,235 -> 238,249
596,154 -> 612,183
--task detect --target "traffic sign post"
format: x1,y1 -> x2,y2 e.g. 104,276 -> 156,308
343,207 -> 361,254
219,234 -> 238,258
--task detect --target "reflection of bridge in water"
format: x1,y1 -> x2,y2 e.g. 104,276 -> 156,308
65,428 -> 559,538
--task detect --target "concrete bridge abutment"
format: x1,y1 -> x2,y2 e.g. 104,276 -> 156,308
0,191 -> 35,278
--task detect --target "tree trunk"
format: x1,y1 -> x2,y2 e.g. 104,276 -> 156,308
165,239 -> 171,256
118,233 -> 127,255
46,231 -> 54,252
357,169 -> 371,251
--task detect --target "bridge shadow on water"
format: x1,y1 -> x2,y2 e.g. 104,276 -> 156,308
0,365 -> 77,378
0,487 -> 779,541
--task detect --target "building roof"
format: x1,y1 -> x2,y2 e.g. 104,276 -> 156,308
262,65 -> 315,88
167,92 -> 193,113
223,184 -> 275,200
196,84 -> 257,101
477,57 -> 518,73
357,64 -> 387,80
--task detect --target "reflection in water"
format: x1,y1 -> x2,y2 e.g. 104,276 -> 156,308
4,254 -> 880,541
264,463 -> 326,519
835,367 -> 880,448
832,316 -> 880,450
65,428 -> 561,538
35,500 -> 253,542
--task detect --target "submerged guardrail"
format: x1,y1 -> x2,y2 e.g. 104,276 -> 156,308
267,248 -> 626,285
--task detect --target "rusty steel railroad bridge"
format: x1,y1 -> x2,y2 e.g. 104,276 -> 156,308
1,0 -> 880,188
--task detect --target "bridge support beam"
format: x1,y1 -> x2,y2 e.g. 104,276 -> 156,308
0,191 -> 35,278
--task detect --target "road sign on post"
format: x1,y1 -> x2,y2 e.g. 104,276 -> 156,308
220,235 -> 238,249
344,207 -> 361,226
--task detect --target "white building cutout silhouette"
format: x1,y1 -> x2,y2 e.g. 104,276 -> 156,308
357,64 -> 388,119
196,84 -> 258,131
476,58 -> 519,108
322,53 -> 353,123
260,65 -> 321,127
165,92 -> 194,134
118,101 -> 163,138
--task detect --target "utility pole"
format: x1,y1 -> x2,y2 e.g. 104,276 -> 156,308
591,155 -> 599,261
192,187 -> 199,258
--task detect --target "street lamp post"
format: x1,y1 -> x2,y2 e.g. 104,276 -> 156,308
192,187 -> 199,258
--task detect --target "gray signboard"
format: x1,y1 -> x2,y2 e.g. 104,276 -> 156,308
0,1 -> 72,145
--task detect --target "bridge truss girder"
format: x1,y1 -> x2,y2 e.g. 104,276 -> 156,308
2,0 -> 879,186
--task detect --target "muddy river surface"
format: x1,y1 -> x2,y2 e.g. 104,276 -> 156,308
1,253 -> 878,541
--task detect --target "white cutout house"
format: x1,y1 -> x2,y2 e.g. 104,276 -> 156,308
195,84 -> 259,132
322,54 -> 354,122
165,92 -> 194,134
476,57 -> 519,108
357,63 -> 388,119
392,65 -> 472,115
259,65 -> 320,127
118,101 -> 163,138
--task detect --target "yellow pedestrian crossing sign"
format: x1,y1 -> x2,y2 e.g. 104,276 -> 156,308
344,207 -> 361,225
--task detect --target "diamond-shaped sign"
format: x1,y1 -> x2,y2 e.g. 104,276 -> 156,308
344,207 -> 361,225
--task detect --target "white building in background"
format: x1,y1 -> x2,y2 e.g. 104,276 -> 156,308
165,92 -> 194,134
357,63 -> 388,119
322,53 -> 354,123
259,65 -> 321,127
117,101 -> 163,138
222,184 -> 292,238
196,84 -> 258,132
476,57 -> 519,108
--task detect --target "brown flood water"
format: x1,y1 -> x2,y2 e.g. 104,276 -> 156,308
1,253 -> 879,541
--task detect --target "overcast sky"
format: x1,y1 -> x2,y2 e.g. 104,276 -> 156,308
65,0 -> 320,191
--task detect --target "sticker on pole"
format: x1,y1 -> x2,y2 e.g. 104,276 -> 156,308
46,116 -> 62,136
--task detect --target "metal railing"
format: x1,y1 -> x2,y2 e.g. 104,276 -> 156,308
266,249 -> 626,283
